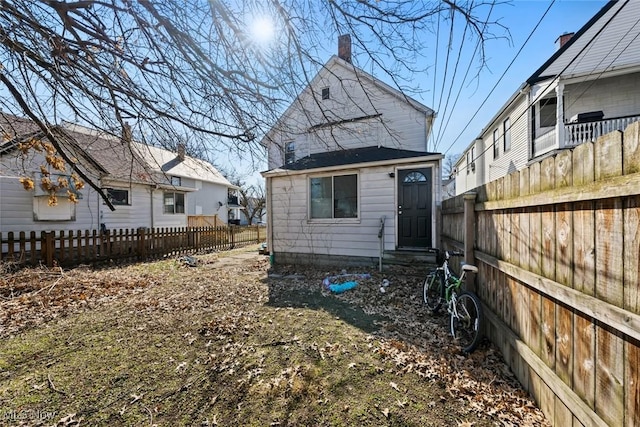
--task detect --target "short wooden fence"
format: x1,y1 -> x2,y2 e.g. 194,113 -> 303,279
0,225 -> 264,268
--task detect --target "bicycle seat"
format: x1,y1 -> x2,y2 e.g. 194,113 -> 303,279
462,264 -> 478,273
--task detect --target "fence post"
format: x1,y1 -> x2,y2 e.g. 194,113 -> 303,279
463,191 -> 477,293
257,224 -> 261,242
43,231 -> 54,267
138,227 -> 147,261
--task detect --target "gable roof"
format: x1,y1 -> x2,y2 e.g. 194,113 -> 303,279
259,55 -> 435,148
275,145 -> 439,171
136,144 -> 236,188
528,0 -> 633,84
64,124 -> 236,188
0,116 -> 235,189
0,114 -> 108,177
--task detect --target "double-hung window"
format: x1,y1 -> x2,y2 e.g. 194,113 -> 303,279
493,129 -> 499,159
310,174 -> 358,219
164,192 -> 185,214
503,118 -> 511,152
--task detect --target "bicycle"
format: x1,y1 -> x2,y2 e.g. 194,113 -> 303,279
422,249 -> 483,354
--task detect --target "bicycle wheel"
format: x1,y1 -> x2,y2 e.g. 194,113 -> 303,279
423,271 -> 443,313
450,291 -> 483,353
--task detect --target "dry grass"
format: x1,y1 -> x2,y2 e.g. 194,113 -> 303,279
0,246 -> 548,426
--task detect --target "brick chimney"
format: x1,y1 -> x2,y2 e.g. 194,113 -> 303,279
177,143 -> 185,161
338,34 -> 351,63
556,32 -> 574,50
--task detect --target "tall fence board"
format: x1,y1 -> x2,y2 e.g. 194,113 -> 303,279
441,121 -> 640,426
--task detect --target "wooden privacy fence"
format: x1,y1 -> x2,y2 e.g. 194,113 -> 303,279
0,225 -> 264,268
442,121 -> 640,427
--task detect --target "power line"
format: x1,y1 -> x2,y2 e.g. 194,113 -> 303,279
434,1 -> 497,150
442,0 -> 556,156
455,0 -> 631,176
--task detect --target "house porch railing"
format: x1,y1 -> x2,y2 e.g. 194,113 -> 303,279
564,114 -> 640,147
0,225 -> 264,268
533,114 -> 640,157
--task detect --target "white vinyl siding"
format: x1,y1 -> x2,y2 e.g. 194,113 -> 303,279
270,166 -> 400,258
485,97 -> 530,185
100,184 -> 153,230
563,72 -> 640,121
265,58 -> 432,170
0,176 -> 98,232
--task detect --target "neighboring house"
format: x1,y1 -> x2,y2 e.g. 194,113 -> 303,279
455,0 -> 640,194
261,35 -> 442,266
0,116 -> 237,233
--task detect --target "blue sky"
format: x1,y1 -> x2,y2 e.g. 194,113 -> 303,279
424,0 -> 608,159
238,0 -> 609,185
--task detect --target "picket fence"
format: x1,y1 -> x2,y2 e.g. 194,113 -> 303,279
0,225 -> 263,268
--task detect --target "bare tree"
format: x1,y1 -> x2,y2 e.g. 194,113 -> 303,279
0,0 -> 506,206
239,184 -> 266,226
443,153 -> 462,179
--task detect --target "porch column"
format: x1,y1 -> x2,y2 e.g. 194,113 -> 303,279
556,83 -> 565,148
463,191 -> 477,293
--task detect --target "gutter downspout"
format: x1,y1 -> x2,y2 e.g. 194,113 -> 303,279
378,216 -> 386,272
150,186 -> 155,229
267,176 -> 274,265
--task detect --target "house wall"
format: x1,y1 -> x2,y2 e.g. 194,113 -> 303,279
483,96 -> 531,185
186,180 -> 229,219
99,183 -> 153,231
268,162 -> 439,264
0,175 -> 101,233
270,166 -> 394,261
564,72 -> 640,120
266,60 -> 430,169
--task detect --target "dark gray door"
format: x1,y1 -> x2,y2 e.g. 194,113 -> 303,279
398,168 -> 432,248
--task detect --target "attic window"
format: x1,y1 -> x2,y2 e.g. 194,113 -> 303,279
171,176 -> 181,186
321,87 -> 330,100
285,141 -> 295,165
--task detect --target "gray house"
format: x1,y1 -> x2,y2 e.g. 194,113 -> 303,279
456,0 -> 640,194
0,117 -> 238,233
261,36 -> 442,266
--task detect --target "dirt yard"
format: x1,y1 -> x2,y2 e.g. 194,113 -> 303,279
0,245 -> 548,426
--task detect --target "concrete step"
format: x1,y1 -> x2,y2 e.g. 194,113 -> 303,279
382,249 -> 438,268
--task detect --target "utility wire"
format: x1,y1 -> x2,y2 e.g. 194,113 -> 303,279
442,0 -> 556,156
454,0 -> 630,174
434,1 -> 496,150
433,16 -> 470,150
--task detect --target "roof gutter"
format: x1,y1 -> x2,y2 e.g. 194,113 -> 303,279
261,153 -> 443,178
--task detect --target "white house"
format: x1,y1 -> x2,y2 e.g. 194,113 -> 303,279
261,35 -> 441,266
455,0 -> 640,194
0,116 -> 238,234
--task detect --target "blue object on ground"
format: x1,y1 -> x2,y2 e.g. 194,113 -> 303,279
328,281 -> 358,293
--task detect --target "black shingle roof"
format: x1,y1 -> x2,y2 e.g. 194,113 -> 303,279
281,146 -> 438,171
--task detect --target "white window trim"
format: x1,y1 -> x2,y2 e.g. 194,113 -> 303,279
307,171 -> 360,223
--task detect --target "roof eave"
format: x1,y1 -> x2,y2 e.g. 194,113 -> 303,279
262,153 -> 442,178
